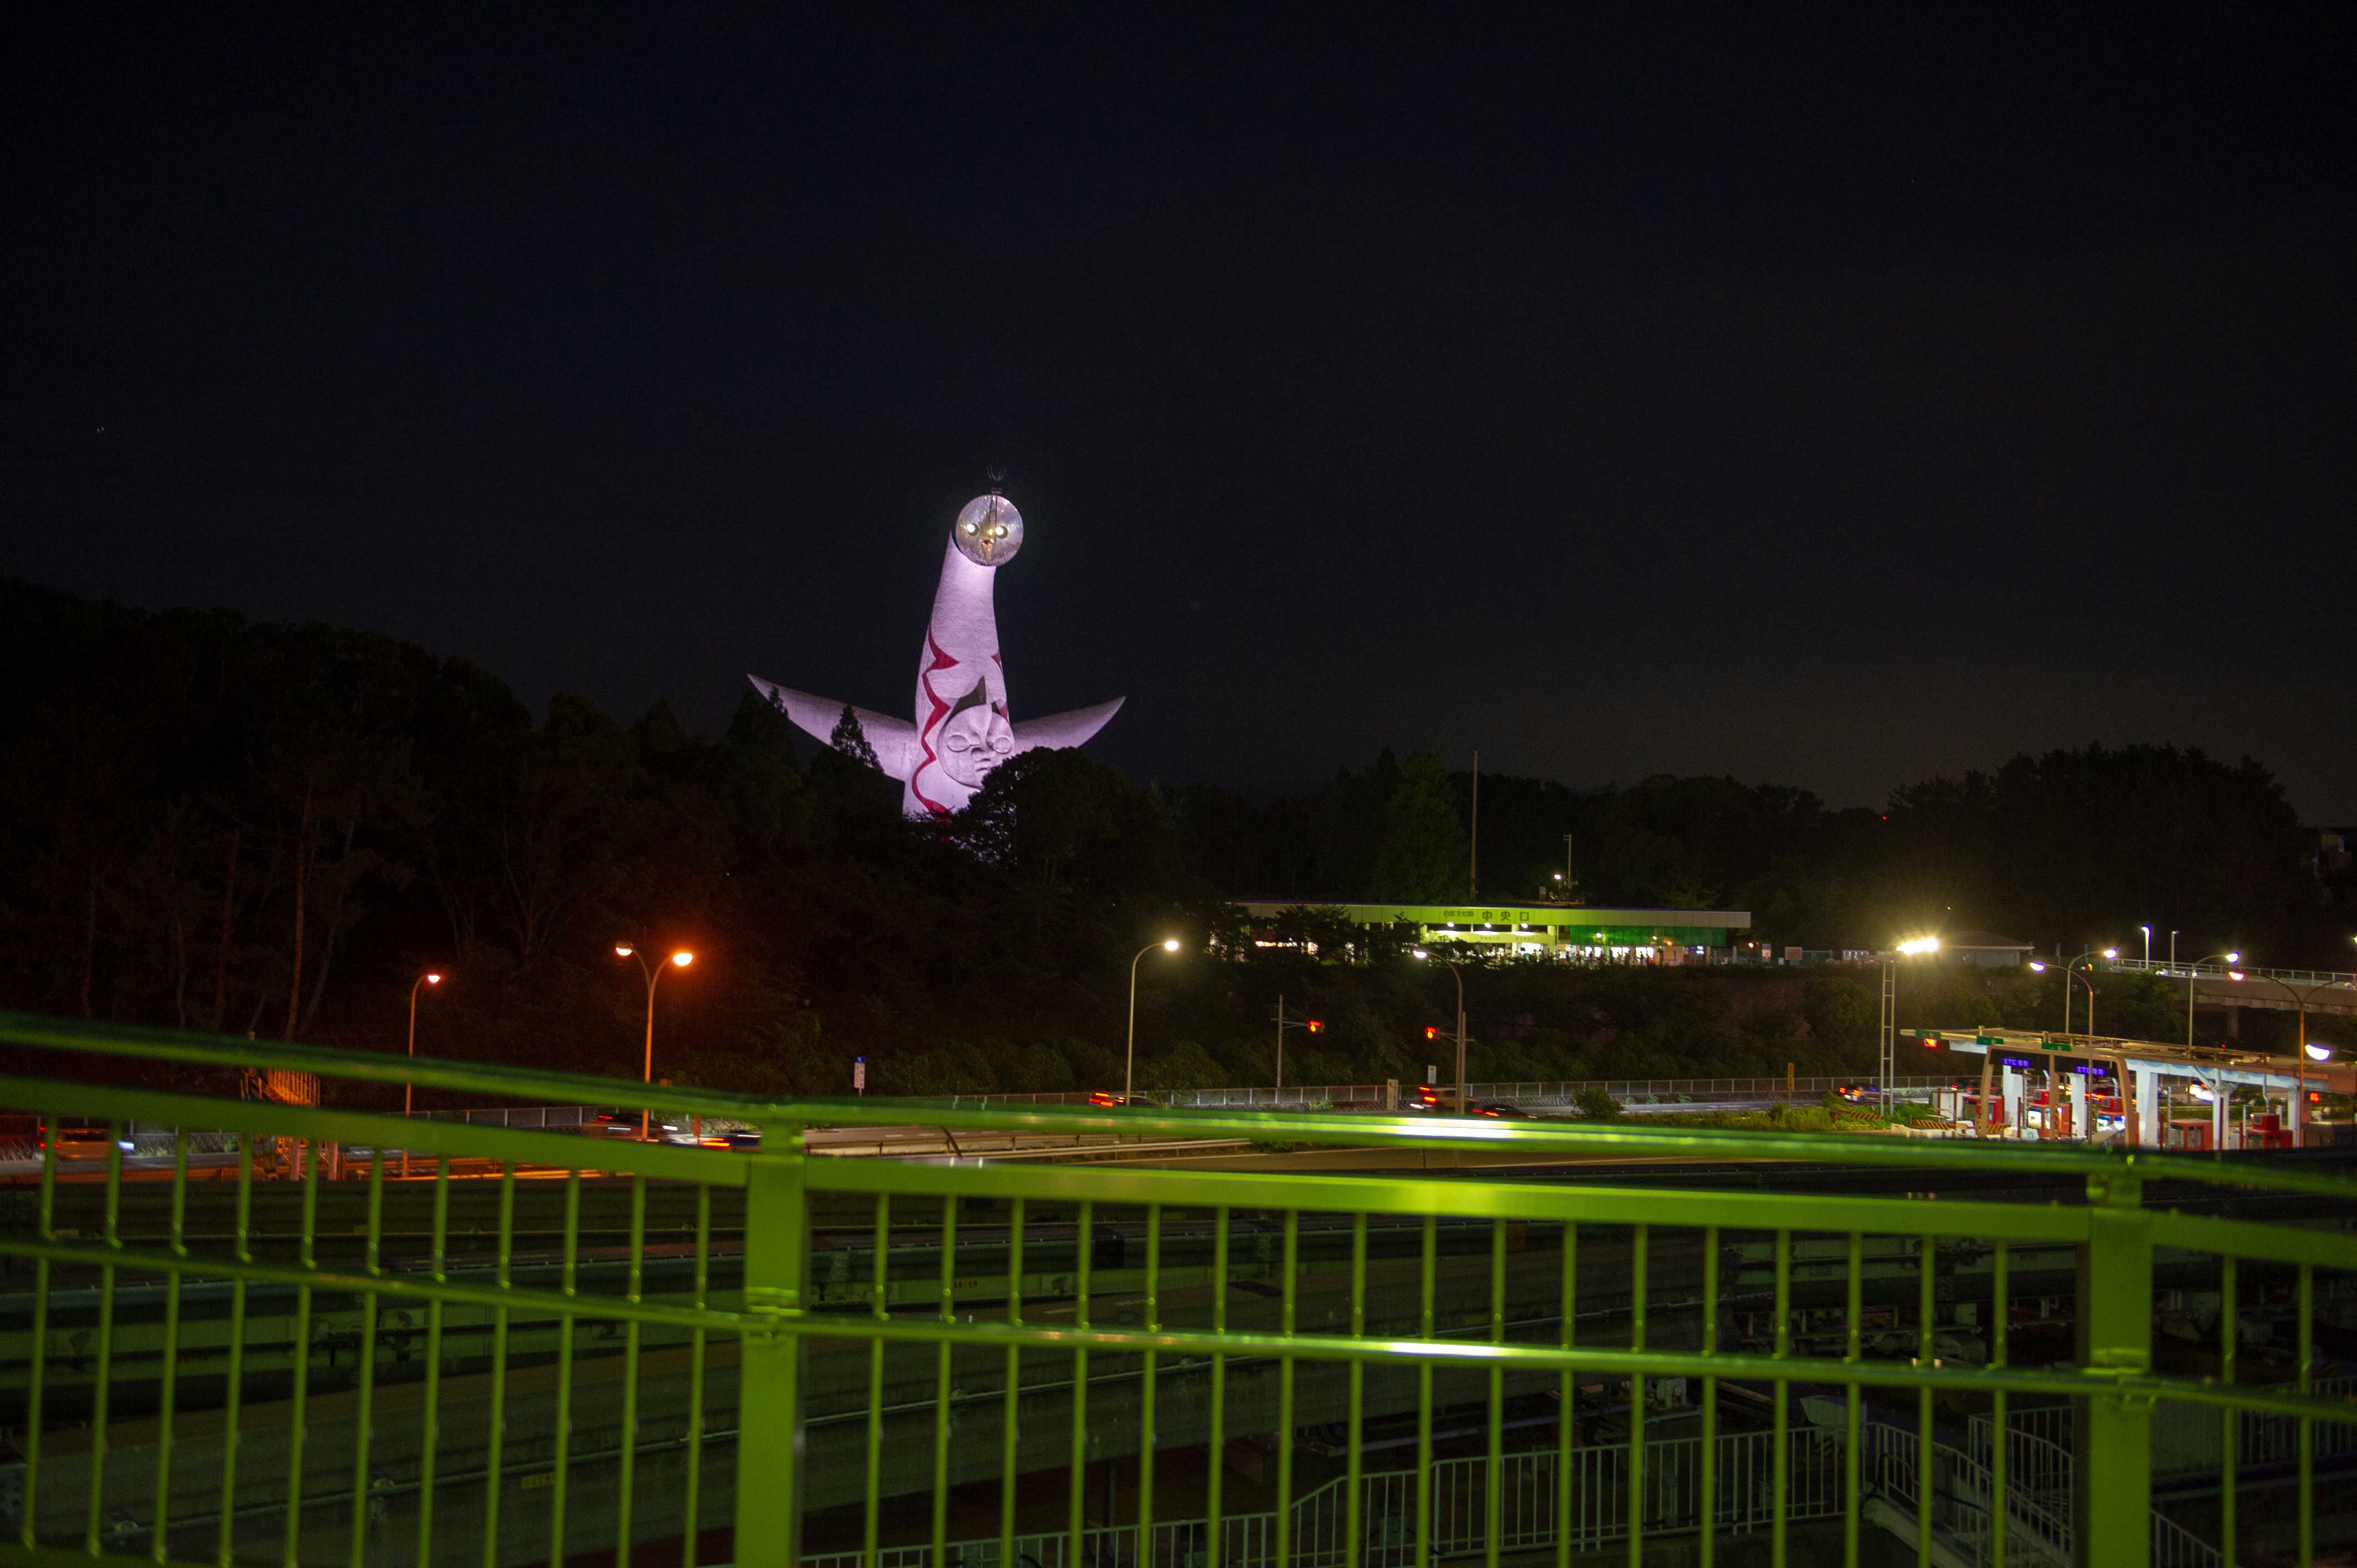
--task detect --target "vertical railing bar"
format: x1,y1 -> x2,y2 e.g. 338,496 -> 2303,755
1002,1198 -> 1027,1568
1276,1211 -> 1299,1568
1916,1234 -> 1933,1568
1136,1202 -> 1157,1566
548,1170 -> 582,1568
681,1182 -> 712,1568
280,1138 -> 320,1568
150,1129 -> 191,1564
1417,1215 -> 1435,1568
1346,1212 -> 1366,1568
933,1196 -> 959,1568
1700,1225 -> 1717,1568
1207,1206 -> 1228,1568
24,1112 -> 58,1554
415,1157 -> 449,1568
2299,1261 -> 2314,1567
1991,1240 -> 2008,1568
84,1122 -> 124,1556
1772,1227 -> 1789,1568
217,1134 -> 253,1568
615,1173 -> 647,1568
1844,1231 -> 1861,1568
864,1191 -> 890,1568
480,1162 -> 516,1568
1560,1220 -> 1576,1568
2217,1252 -> 2233,1568
1628,1223 -> 1648,1568
1485,1218 -> 1505,1568
1070,1199 -> 1095,1568
347,1147 -> 388,1568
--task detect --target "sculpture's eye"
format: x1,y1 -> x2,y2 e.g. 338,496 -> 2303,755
962,522 -> 977,534
991,524 -> 1007,539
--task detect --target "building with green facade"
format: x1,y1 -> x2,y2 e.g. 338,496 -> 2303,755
1233,899 -> 1752,961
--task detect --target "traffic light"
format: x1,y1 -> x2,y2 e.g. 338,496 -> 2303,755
1423,1025 -> 1439,1040
2309,1090 -> 2324,1103
1306,1019 -> 1323,1033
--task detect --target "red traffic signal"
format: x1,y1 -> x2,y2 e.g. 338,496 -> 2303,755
1306,1019 -> 1322,1033
1423,1025 -> 1439,1039
2309,1091 -> 2324,1103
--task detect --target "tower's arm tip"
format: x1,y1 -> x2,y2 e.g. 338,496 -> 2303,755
747,675 -> 919,780
1011,695 -> 1124,753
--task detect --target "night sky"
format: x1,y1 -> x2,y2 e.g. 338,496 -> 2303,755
8,9 -> 2354,817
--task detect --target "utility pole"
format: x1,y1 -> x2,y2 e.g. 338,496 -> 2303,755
1469,747 -> 1479,899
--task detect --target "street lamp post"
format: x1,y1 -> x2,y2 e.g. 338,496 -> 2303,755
2229,967 -> 2339,1148
1412,950 -> 1469,1108
1271,997 -> 1322,1095
1882,937 -> 1939,1103
2140,926 -> 2151,965
402,971 -> 442,1179
2029,948 -> 2116,1038
616,945 -> 694,1138
1124,939 -> 1182,1100
2181,951 -> 2240,1051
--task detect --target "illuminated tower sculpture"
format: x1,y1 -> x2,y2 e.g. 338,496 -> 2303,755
749,494 -> 1124,817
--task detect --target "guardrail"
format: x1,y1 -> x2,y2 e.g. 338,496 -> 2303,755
1,1008 -> 2352,1568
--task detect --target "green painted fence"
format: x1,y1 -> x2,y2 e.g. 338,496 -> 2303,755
2,1010 -> 2355,1568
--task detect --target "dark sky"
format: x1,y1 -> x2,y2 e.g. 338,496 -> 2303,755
8,9 -> 2354,816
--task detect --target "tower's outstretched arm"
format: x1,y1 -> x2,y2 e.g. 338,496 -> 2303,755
747,675 -> 919,780
1012,697 -> 1125,754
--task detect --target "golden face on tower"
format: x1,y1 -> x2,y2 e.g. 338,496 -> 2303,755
953,493 -> 1024,566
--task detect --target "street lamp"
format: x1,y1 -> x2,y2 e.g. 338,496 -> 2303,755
2183,951 -> 2240,1051
616,945 -> 694,1139
401,971 -> 442,1178
2228,966 -> 2340,1148
2139,926 -> 2151,965
1412,949 -> 1470,1109
1880,937 -> 1939,1103
2028,950 -> 2113,1038
1124,938 -> 1182,1100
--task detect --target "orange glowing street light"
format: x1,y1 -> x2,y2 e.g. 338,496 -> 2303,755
402,971 -> 444,1178
616,945 -> 696,1138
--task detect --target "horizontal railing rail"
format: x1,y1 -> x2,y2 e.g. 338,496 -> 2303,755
2,1007 -> 2354,1568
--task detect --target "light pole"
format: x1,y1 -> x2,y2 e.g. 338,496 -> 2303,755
1412,950 -> 1469,1108
616,945 -> 694,1138
1881,937 -> 1939,1102
2140,926 -> 2151,965
2229,967 -> 2340,1148
402,971 -> 442,1179
2029,948 -> 2115,1038
2183,950 -> 2240,1051
1124,938 -> 1182,1100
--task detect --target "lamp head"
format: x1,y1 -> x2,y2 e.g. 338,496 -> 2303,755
2101,948 -> 2117,960
671,951 -> 694,968
2191,1084 -> 2216,1103
614,945 -> 634,958
2307,1043 -> 2334,1062
2225,951 -> 2240,963
1161,938 -> 1180,953
1895,937 -> 1939,957
2029,961 -> 2047,972
425,972 -> 442,986
1412,948 -> 1428,960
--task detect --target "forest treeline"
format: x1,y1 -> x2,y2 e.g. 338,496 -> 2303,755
2,578 -> 2345,1101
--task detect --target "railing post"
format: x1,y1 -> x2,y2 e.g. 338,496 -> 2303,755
2073,1170 -> 2152,1568
737,1125 -> 809,1568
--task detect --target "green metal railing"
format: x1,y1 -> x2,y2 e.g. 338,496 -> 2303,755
2,1010 -> 2354,1568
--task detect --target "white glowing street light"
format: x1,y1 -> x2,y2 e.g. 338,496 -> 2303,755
616,945 -> 695,1138
1123,939 -> 1183,1100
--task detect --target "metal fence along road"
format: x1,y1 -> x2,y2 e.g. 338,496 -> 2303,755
2,1008 -> 2354,1568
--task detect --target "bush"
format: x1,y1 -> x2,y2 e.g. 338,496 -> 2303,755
1574,1087 -> 1622,1121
